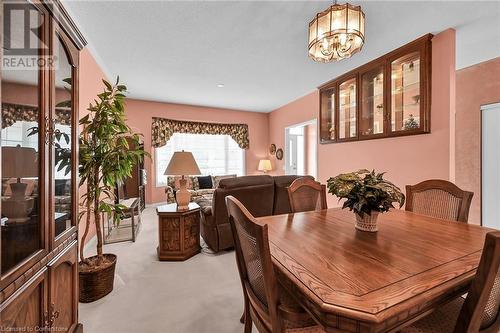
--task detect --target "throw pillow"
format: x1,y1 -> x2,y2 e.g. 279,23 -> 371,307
55,179 -> 69,196
197,175 -> 213,189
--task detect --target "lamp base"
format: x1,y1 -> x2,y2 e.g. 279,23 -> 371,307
2,197 -> 34,220
175,178 -> 191,211
10,182 -> 28,200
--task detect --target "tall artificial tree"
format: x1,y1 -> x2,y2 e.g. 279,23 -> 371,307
79,78 -> 147,267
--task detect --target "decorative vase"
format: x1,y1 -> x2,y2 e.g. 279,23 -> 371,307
79,253 -> 117,303
355,211 -> 379,232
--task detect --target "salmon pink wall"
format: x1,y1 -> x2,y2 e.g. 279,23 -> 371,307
123,99 -> 269,204
455,57 -> 500,225
78,48 -> 109,245
268,29 -> 456,208
2,82 -> 67,105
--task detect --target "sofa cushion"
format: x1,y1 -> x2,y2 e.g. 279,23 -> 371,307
213,174 -> 237,188
219,175 -> 273,189
194,189 -> 215,196
197,175 -> 213,189
195,197 -> 213,215
211,175 -> 275,226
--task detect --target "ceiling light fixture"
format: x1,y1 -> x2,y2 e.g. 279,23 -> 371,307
308,1 -> 365,63
217,84 -> 224,88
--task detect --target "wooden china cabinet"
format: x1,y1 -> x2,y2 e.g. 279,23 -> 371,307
319,34 -> 432,144
0,1 -> 85,332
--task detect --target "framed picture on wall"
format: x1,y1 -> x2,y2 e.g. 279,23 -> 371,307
276,148 -> 283,160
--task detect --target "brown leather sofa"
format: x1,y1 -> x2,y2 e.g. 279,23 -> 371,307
198,174 -> 312,252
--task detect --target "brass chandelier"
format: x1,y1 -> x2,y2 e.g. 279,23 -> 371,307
308,2 -> 365,62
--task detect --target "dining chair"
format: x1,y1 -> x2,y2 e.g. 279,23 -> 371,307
405,179 -> 473,222
287,177 -> 327,213
401,230 -> 500,333
226,196 -> 324,333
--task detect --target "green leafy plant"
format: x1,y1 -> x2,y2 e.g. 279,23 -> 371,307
404,114 -> 419,130
327,169 -> 405,217
79,77 -> 148,268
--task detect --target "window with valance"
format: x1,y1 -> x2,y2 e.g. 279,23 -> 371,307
151,117 -> 249,149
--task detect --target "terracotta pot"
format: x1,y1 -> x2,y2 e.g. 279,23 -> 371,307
79,253 -> 117,303
355,211 -> 379,232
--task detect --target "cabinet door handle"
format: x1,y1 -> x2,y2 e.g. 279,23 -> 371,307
44,116 -> 51,144
44,117 -> 57,145
43,303 -> 60,328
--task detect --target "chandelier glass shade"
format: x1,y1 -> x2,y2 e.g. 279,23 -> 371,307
308,3 -> 365,63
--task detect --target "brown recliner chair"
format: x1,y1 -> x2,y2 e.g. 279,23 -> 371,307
199,174 -> 309,252
200,175 -> 275,252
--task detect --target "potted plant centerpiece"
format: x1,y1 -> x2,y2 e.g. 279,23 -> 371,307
78,78 -> 147,302
327,170 -> 405,232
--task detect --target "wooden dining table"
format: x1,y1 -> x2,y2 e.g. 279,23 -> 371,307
254,208 -> 494,333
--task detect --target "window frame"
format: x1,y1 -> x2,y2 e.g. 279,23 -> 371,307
154,133 -> 246,187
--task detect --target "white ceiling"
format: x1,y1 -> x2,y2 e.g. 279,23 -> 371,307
64,0 -> 500,113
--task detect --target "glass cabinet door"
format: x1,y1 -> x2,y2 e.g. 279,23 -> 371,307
360,67 -> 384,137
390,52 -> 421,132
318,34 -> 430,145
1,3 -> 45,273
53,36 -> 74,239
338,78 -> 357,140
320,88 -> 336,142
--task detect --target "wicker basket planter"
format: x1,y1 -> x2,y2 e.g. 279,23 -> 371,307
355,211 -> 379,232
79,254 -> 117,303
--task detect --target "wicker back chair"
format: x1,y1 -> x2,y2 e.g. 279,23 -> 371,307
455,230 -> 500,332
402,231 -> 500,333
226,196 -> 323,333
405,179 -> 473,223
287,178 -> 327,213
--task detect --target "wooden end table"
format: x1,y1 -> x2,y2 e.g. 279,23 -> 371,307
156,202 -> 201,261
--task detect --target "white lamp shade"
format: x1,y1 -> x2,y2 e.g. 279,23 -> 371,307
2,146 -> 38,178
164,151 -> 201,176
258,159 -> 272,172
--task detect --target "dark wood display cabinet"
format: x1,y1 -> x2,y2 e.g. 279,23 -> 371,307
0,1 -> 86,332
319,34 -> 432,144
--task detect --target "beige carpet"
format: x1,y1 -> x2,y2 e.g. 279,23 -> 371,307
79,204 -> 244,333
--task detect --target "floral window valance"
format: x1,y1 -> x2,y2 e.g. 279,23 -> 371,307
2,103 -> 71,129
151,117 -> 249,149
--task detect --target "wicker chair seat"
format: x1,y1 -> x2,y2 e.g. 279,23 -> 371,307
401,298 -> 464,333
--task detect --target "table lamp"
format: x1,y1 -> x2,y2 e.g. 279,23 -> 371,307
2,145 -> 38,220
164,151 -> 201,210
258,159 -> 272,173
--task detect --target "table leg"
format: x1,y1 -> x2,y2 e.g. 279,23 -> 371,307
131,209 -> 136,242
